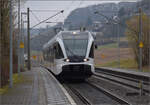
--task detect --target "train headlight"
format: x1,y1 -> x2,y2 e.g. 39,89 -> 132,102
64,59 -> 70,62
83,58 -> 89,62
73,31 -> 77,34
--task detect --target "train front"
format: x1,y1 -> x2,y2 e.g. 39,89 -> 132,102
60,31 -> 95,79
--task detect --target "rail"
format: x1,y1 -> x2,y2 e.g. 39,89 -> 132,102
95,67 -> 150,94
87,81 -> 131,105
66,85 -> 92,105
96,67 -> 150,83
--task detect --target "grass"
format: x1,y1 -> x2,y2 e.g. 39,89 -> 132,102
98,43 -> 118,50
96,59 -> 150,72
120,37 -> 128,41
0,86 -> 9,95
96,59 -> 137,68
0,74 -> 25,95
13,74 -> 24,84
31,50 -> 42,56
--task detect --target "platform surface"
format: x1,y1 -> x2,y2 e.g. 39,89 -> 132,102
0,67 -> 76,105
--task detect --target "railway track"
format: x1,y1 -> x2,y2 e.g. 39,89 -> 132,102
87,81 -> 131,105
65,81 -> 131,105
95,68 -> 150,94
65,84 -> 92,105
43,66 -> 149,104
96,68 -> 150,83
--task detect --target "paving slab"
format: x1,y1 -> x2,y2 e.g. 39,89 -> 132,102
0,70 -> 34,105
0,67 -> 76,105
38,67 -> 76,105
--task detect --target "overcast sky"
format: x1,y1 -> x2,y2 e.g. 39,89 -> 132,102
20,0 -> 139,28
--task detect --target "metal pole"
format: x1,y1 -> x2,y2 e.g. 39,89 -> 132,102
18,0 -> 20,74
9,0 -> 13,88
0,0 -> 2,88
148,0 -> 150,78
27,8 -> 31,70
117,7 -> 120,69
118,23 -> 120,68
149,2 -> 150,75
22,21 -> 25,68
21,13 -> 23,69
139,8 -> 143,96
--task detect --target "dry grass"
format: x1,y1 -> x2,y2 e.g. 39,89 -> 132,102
0,74 -> 25,95
94,43 -> 149,72
95,59 -> 149,72
95,58 -> 137,69
94,47 -> 134,65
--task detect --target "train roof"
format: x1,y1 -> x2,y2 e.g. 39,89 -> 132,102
43,31 -> 92,50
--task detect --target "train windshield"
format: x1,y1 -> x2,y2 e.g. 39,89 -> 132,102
62,32 -> 89,57
63,39 -> 88,57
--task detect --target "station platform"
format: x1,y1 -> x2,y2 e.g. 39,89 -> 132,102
0,67 -> 76,105
96,67 -> 150,78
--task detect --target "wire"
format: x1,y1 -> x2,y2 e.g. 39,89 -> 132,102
46,1 -> 76,27
30,10 -> 61,12
65,1 -> 75,10
59,0 -> 75,23
94,11 -> 139,36
30,10 -> 41,22
77,0 -> 85,8
31,10 -> 64,29
61,12 -> 65,22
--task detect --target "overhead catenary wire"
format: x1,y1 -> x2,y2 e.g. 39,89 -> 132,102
65,1 -> 75,10
61,0 -> 85,28
31,10 -> 64,29
29,10 -> 46,34
46,1 -> 75,26
30,10 -> 41,22
77,0 -> 85,9
21,0 -> 86,29
56,0 -> 75,24
94,11 -> 140,37
25,0 -> 124,1
29,10 -> 61,12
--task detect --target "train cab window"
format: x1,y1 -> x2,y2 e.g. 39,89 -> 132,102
54,43 -> 64,59
89,42 -> 94,58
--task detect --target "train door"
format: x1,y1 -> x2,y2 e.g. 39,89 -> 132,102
53,42 -> 64,74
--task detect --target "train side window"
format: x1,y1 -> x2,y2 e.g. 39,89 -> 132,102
89,42 -> 94,58
53,44 -> 57,59
55,43 -> 64,59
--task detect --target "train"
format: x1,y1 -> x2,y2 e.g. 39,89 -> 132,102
43,31 -> 95,80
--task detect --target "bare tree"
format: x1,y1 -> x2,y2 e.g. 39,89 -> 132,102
0,0 -> 26,87
126,13 -> 150,67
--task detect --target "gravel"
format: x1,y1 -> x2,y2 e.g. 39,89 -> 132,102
65,82 -> 120,105
88,76 -> 150,105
